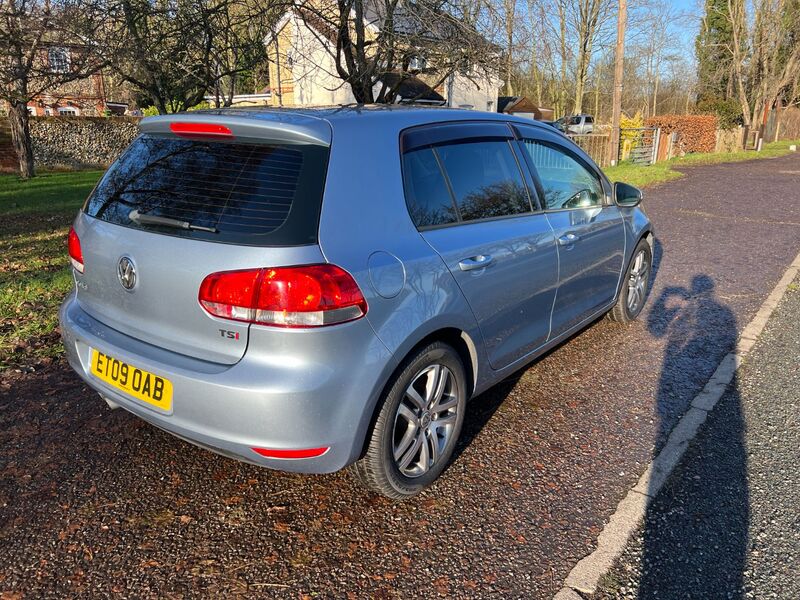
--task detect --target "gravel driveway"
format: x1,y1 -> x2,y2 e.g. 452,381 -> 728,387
2,153 -> 800,598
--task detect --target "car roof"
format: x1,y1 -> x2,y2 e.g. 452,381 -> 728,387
141,104 -> 563,149
188,104 -> 557,133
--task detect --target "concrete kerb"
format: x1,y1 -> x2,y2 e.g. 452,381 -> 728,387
557,250 -> 800,597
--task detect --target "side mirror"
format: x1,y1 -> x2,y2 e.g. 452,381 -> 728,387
614,182 -> 643,207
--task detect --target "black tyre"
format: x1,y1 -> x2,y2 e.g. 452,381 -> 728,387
609,238 -> 652,323
351,341 -> 467,499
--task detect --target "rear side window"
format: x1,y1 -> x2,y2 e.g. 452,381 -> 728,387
435,140 -> 530,221
83,135 -> 329,246
402,137 -> 532,228
585,116 -> 594,124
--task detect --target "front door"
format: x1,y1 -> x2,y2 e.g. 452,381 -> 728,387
516,131 -> 625,338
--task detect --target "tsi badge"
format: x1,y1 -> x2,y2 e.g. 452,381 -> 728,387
117,256 -> 137,291
219,329 -> 240,340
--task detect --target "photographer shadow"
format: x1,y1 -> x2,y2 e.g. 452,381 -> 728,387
636,274 -> 747,598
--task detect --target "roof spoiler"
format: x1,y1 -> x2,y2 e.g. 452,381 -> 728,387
140,112 -> 332,147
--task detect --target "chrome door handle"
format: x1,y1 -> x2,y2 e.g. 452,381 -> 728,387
558,233 -> 581,246
458,255 -> 493,271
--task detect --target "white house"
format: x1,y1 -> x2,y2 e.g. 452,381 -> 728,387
264,6 -> 501,112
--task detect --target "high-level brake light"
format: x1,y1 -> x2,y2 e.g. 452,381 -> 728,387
169,122 -> 233,139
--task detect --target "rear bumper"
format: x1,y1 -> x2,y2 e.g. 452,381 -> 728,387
59,291 -> 394,473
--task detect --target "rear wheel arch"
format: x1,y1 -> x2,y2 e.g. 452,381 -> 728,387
354,326 -> 478,463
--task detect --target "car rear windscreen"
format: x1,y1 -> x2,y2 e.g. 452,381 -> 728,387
83,134 -> 329,246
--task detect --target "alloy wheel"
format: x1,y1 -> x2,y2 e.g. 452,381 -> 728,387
392,364 -> 459,478
627,249 -> 650,314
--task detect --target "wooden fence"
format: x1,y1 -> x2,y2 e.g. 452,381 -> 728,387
570,133 -> 611,167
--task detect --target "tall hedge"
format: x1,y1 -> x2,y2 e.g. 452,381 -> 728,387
645,114 -> 719,154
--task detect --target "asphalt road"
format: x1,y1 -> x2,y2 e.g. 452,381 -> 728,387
2,153 -> 800,598
596,274 -> 800,599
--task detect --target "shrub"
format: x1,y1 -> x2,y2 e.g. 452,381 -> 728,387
696,97 -> 744,129
645,114 -> 718,154
140,101 -> 210,117
617,112 -> 645,159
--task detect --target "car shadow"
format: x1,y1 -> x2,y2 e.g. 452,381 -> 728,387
453,237 -> 665,463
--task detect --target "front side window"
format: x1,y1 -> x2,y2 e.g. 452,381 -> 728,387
435,140 -> 530,222
48,47 -> 70,73
522,140 -> 604,210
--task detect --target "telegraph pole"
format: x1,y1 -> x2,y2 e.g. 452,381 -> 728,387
609,0 -> 627,166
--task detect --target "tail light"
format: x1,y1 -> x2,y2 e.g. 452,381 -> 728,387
198,264 -> 368,328
68,226 -> 84,273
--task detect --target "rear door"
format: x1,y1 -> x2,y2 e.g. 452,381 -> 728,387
515,125 -> 625,338
401,122 -> 559,370
75,117 -> 331,364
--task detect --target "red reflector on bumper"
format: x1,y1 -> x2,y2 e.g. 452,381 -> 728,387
252,446 -> 329,459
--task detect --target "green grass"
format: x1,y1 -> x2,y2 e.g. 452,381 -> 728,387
0,170 -> 103,368
0,169 -> 104,214
605,139 -> 800,188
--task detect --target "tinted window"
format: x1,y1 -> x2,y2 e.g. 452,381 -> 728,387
522,140 -> 604,210
435,140 -> 530,222
585,116 -> 594,123
401,147 -> 457,227
84,135 -> 329,246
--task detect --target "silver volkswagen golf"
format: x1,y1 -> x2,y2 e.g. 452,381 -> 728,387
60,106 -> 654,499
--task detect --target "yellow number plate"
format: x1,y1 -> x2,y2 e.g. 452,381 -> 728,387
90,349 -> 173,411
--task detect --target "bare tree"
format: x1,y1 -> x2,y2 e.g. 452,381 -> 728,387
96,0 -> 277,114
726,0 -> 800,127
501,0 -> 517,95
0,0 -> 104,177
569,0 -> 614,114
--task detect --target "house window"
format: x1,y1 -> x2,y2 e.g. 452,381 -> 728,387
58,107 -> 78,116
409,56 -> 427,71
486,100 -> 494,112
27,106 -> 36,116
48,47 -> 70,73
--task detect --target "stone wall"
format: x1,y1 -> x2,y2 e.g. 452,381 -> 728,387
29,116 -> 141,169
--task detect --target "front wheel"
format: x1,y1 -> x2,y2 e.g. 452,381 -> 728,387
351,342 -> 467,499
609,239 -> 652,323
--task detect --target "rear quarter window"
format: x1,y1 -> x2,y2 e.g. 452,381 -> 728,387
401,147 -> 458,227
83,135 -> 330,246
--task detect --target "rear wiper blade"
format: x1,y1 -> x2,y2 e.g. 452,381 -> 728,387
129,209 -> 218,233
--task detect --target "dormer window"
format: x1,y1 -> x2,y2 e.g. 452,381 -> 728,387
409,56 -> 427,71
48,47 -> 70,73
